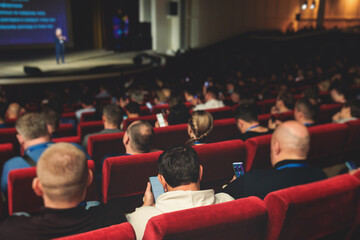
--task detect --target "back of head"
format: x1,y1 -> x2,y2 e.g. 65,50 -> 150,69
235,103 -> 258,123
42,109 -> 60,132
271,121 -> 310,165
129,89 -> 144,104
16,113 -> 49,141
188,110 -> 214,144
126,102 -> 140,115
346,99 -> 360,118
295,98 -> 319,122
158,146 -> 200,188
277,92 -> 294,109
103,104 -> 123,127
7,102 -> 21,118
128,120 -> 154,153
37,143 -> 88,203
206,87 -> 219,100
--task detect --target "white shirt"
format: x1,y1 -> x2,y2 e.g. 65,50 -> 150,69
126,190 -> 234,239
75,108 -> 95,122
193,99 -> 225,111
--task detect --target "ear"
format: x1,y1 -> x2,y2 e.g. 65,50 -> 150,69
87,169 -> 93,187
187,124 -> 193,136
46,125 -> 53,135
16,134 -> 24,146
32,178 -> 43,197
158,174 -> 168,192
123,132 -> 130,146
198,165 -> 203,182
273,139 -> 281,156
102,115 -> 106,123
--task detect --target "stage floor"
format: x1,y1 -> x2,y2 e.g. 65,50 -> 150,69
0,49 -> 160,84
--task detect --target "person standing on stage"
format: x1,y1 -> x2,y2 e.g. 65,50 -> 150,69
55,28 -> 66,64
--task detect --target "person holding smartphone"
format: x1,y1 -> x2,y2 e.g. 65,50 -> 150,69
126,146 -> 233,239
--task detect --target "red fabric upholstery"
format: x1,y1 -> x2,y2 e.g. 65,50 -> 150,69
207,118 -> 237,143
152,104 -> 170,114
258,113 -> 271,126
53,136 -> 81,144
205,106 -> 234,120
193,140 -> 246,191
5,118 -> 17,128
245,134 -> 272,172
265,174 -> 360,240
88,132 -> 125,167
139,106 -> 152,116
152,124 -> 188,150
143,196 -> 267,240
77,121 -> 103,140
317,103 -> 343,124
354,170 -> 360,180
123,115 -> 158,130
102,152 -> 162,212
0,143 -> 15,174
0,128 -> 19,154
61,112 -> 76,121
344,119 -> 360,161
55,223 -> 136,240
257,99 -> 276,114
275,110 -> 294,122
58,123 -> 76,137
80,112 -> 100,122
307,123 -> 349,167
7,160 -> 97,215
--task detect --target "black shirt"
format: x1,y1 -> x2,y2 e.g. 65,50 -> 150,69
221,160 -> 327,199
0,201 -> 127,240
238,129 -> 273,142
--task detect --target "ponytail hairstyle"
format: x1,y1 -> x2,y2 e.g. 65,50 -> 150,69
186,110 -> 214,146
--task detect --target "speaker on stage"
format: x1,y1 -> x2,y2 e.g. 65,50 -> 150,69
24,66 -> 42,76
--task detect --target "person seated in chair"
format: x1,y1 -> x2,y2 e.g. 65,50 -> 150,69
193,87 -> 225,111
294,98 -> 319,127
0,143 -> 126,239
123,120 -> 154,155
126,146 -> 234,239
186,110 -> 214,146
271,91 -> 294,114
332,99 -> 360,123
222,121 -> 327,200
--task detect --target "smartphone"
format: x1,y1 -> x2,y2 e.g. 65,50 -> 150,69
149,176 -> 165,202
204,81 -> 210,88
146,102 -> 152,110
345,161 -> 358,171
156,113 -> 166,127
233,162 -> 244,178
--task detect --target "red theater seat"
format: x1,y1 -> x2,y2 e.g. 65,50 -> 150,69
265,174 -> 360,240
245,134 -> 272,172
80,111 -> 101,122
77,121 -> 103,140
0,128 -> 19,154
139,106 -> 152,116
307,123 -> 349,167
61,112 -> 76,122
102,152 -> 161,212
317,103 -> 343,124
53,136 -> 81,144
207,118 -> 237,143
257,99 -> 276,114
143,196 -> 267,240
55,223 -> 136,240
87,132 -> 125,167
190,106 -> 233,120
194,140 -> 246,191
8,160 -> 97,215
58,123 -> 76,137
152,124 -> 188,150
0,143 -> 15,174
344,119 -> 360,161
123,115 -> 158,130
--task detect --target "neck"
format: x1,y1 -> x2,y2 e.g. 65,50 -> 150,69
104,123 -> 118,129
300,119 -> 314,125
43,195 -> 84,209
126,146 -> 144,155
128,113 -> 139,118
272,154 -> 306,167
168,182 -> 200,192
241,121 -> 261,133
24,136 -> 50,150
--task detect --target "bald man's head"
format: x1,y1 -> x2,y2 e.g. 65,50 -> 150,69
127,120 -> 154,153
271,121 -> 310,166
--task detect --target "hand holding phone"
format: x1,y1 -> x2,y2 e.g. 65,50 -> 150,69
233,162 -> 244,178
156,113 -> 166,127
149,176 -> 165,202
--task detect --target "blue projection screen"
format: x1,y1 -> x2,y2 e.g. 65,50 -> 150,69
0,0 -> 69,46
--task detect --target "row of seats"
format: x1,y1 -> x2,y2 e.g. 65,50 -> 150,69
56,172 -> 360,240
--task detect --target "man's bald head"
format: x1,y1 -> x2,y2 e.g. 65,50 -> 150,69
7,102 -> 21,119
271,121 -> 310,166
36,143 -> 89,203
127,120 -> 154,153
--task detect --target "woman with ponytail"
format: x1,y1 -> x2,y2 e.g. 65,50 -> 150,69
185,110 -> 214,146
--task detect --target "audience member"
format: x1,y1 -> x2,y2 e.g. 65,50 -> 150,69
184,88 -> 196,102
222,121 -> 327,199
126,146 -> 234,239
95,85 -> 111,99
186,110 -> 213,146
294,98 -> 319,126
82,104 -> 123,149
330,84 -> 347,104
123,120 -> 154,155
75,95 -> 95,122
129,89 -> 144,105
332,99 -> 360,123
0,143 -> 126,239
167,95 -> 190,125
235,104 -> 271,141
42,109 -> 61,138
271,91 -> 294,114
6,102 -> 21,120
193,87 -> 225,111
125,102 -> 140,118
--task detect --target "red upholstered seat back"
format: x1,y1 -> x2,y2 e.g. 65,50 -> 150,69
258,113 -> 271,126
0,143 -> 15,174
102,152 -> 161,212
207,118 -> 237,143
77,121 -> 103,140
307,123 -> 349,167
88,132 -> 125,167
8,161 -> 97,215
152,124 -> 188,150
80,112 -> 101,122
0,128 -> 20,154
54,222 -> 136,240
257,99 -> 276,114
245,134 -> 272,172
344,119 -> 360,160
61,112 -> 76,122
123,115 -> 158,130
265,174 -> 360,240
194,140 -> 246,191
58,123 -> 76,137
53,136 -> 81,144
152,104 -> 169,114
205,106 -> 234,120
139,106 -> 152,116
143,196 -> 267,240
317,103 -> 342,124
